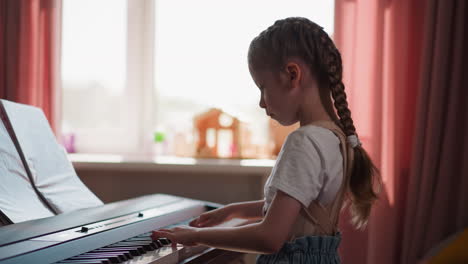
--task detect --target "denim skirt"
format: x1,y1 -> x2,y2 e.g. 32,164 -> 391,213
256,233 -> 341,264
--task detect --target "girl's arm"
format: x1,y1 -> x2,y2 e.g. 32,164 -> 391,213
189,200 -> 265,228
153,191 -> 302,254
227,199 -> 265,220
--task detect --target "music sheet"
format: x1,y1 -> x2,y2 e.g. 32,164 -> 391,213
0,100 -> 103,223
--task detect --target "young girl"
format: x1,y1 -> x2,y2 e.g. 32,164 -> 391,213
152,17 -> 380,263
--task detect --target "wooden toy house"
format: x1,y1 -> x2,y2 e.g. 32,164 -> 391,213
194,108 -> 248,159
194,108 -> 298,159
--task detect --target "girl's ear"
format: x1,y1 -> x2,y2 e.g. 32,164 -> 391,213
285,63 -> 301,89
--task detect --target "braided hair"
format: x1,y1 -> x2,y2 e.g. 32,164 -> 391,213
248,17 -> 380,228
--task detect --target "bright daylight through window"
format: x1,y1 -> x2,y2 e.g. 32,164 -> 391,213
61,0 -> 335,159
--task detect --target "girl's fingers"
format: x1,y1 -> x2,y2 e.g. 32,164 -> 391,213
155,229 -> 172,232
189,219 -> 199,227
193,222 -> 206,227
190,219 -> 209,227
151,230 -> 172,240
190,211 -> 218,227
191,216 -> 223,227
197,221 -> 211,227
153,233 -> 172,242
199,218 -> 219,226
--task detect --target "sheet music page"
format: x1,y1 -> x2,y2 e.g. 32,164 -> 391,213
0,100 -> 103,223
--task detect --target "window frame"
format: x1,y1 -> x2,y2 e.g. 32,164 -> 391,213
60,0 -> 156,155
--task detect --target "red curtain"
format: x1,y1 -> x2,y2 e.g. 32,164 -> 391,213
0,0 -> 61,133
401,0 -> 468,263
335,0 -> 467,263
334,0 -> 426,263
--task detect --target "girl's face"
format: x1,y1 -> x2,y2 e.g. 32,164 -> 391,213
249,66 -> 300,126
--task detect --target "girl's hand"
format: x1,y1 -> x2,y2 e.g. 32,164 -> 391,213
189,206 -> 233,228
151,225 -> 199,247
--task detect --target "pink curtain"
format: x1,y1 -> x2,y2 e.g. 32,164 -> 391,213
401,0 -> 468,263
335,0 -> 468,263
334,0 -> 426,263
0,0 -> 61,132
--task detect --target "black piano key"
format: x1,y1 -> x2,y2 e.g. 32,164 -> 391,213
143,244 -> 156,251
154,240 -> 164,247
111,242 -> 153,251
102,245 -> 143,250
68,256 -> 121,264
56,259 -> 111,264
149,241 -> 160,248
66,257 -> 119,263
143,243 -> 157,250
89,249 -> 133,259
77,253 -> 128,262
103,245 -> 147,254
120,252 -> 133,259
92,248 -> 142,257
141,241 -> 159,250
56,262 -> 108,264
159,238 -> 171,245
74,252 -> 124,257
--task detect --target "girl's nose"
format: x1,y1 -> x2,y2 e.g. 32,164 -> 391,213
259,97 -> 266,109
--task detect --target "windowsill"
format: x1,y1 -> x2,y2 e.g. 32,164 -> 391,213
69,153 -> 275,175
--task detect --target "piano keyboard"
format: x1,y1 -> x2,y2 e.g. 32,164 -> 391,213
55,219 -> 205,264
56,233 -> 174,264
0,194 -> 245,264
55,218 -> 249,264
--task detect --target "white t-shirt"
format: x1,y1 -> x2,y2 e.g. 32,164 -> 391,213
263,124 -> 343,214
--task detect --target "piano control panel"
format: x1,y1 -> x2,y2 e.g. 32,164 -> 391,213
29,199 -> 200,244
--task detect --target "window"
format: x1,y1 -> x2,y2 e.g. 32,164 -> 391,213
61,0 -> 132,153
61,0 -> 335,157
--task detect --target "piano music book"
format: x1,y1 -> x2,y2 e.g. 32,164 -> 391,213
0,99 -> 103,223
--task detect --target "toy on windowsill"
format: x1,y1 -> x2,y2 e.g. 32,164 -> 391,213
194,108 -> 256,159
153,130 -> 168,156
61,133 -> 76,153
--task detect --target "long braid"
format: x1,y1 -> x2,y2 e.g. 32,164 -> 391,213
248,17 -> 380,229
314,28 -> 380,228
317,33 -> 356,135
